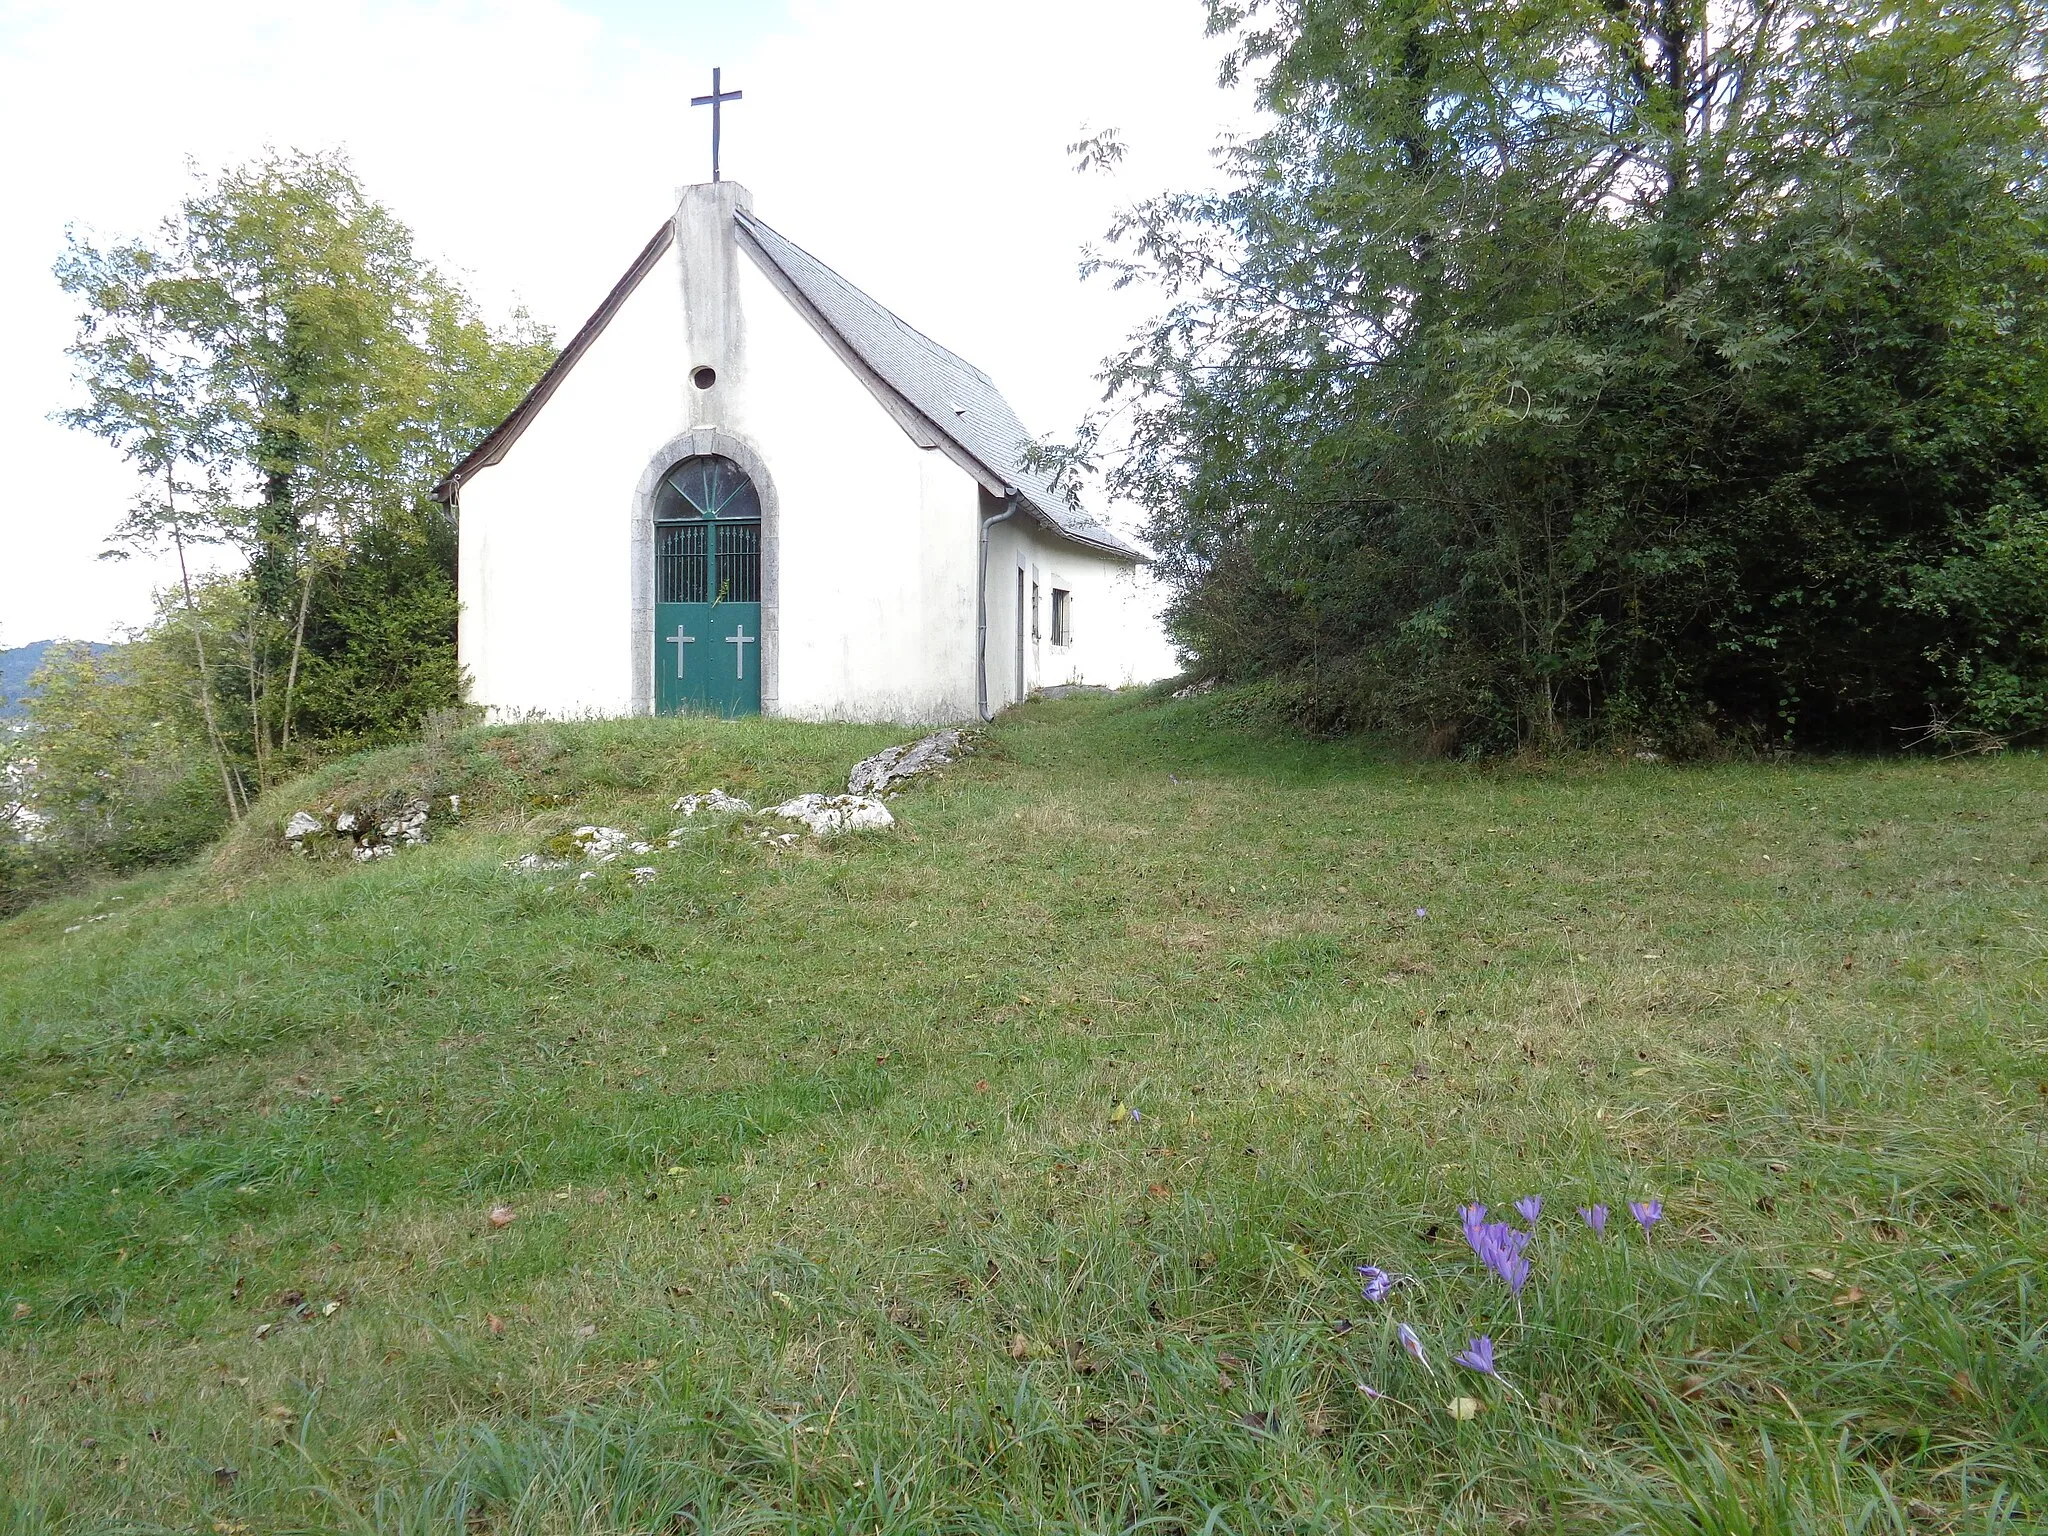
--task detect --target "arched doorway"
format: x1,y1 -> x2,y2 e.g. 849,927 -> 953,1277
653,455 -> 762,716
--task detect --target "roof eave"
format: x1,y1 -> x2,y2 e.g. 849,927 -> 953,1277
431,218 -> 677,504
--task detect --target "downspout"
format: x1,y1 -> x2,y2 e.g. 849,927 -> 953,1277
975,488 -> 1022,721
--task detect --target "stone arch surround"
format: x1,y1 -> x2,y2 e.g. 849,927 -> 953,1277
629,426 -> 781,717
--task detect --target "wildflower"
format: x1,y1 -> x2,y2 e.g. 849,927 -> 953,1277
1356,1381 -> 1386,1401
1515,1195 -> 1543,1224
1578,1204 -> 1608,1236
1356,1265 -> 1396,1303
1630,1199 -> 1663,1239
1459,1203 -> 1488,1244
1464,1216 -> 1532,1296
1453,1336 -> 1498,1375
1416,907 -> 1428,919
1397,1322 -> 1434,1373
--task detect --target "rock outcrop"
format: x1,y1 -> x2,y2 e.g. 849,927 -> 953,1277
847,729 -> 967,798
768,793 -> 894,836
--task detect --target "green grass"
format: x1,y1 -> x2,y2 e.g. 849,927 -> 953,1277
1,692 -> 2044,1533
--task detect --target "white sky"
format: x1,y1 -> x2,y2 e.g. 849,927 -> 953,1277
0,0 -> 1253,645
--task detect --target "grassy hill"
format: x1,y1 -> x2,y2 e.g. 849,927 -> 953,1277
2,693 -> 2044,1532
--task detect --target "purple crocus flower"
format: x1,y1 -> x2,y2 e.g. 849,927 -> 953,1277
1397,1322 -> 1433,1372
1515,1195 -> 1543,1225
1452,1335 -> 1497,1375
1357,1381 -> 1386,1401
1459,1203 -> 1488,1244
1357,1265 -> 1396,1303
1464,1217 -> 1533,1296
1578,1204 -> 1608,1236
1629,1199 -> 1663,1239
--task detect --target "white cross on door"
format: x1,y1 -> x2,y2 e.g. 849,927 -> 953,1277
666,623 -> 696,678
726,622 -> 756,679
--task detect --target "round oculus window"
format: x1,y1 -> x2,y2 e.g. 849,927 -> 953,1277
691,366 -> 717,390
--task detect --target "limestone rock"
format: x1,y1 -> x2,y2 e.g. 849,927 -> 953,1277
570,826 -> 633,862
846,729 -> 966,798
283,811 -> 323,842
509,852 -> 572,873
768,793 -> 894,836
671,789 -> 752,817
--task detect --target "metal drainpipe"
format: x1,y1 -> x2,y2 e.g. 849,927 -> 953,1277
976,489 -> 1022,721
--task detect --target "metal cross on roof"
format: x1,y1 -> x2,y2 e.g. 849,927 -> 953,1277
691,67 -> 742,183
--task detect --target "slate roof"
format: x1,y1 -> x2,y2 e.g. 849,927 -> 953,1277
735,211 -> 1138,560
434,202 -> 1139,562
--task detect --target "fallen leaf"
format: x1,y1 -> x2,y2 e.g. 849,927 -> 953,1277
1949,1369 -> 1979,1404
1804,1267 -> 1835,1282
263,1403 -> 296,1423
1236,1409 -> 1273,1433
1678,1374 -> 1710,1401
974,1080 -> 989,1094
1537,1392 -> 1568,1416
488,1205 -> 516,1229
487,1314 -> 506,1336
321,1299 -> 341,1317
11,1302 -> 29,1321
211,1466 -> 238,1488
1446,1396 -> 1484,1421
1007,1333 -> 1032,1360
1831,1286 -> 1867,1308
573,1323 -> 597,1339
770,1290 -> 794,1310
1108,1101 -> 1131,1124
252,1323 -> 273,1341
1147,1183 -> 1171,1199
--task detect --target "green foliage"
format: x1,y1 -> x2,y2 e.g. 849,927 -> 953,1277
291,510 -> 466,747
13,641 -> 230,878
55,149 -> 552,796
1089,0 -> 2048,751
1,697 -> 2044,1526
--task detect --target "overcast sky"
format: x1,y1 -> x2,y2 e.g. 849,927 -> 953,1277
0,0 -> 1253,645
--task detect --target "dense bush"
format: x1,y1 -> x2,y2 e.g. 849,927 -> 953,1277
1085,0 -> 2048,751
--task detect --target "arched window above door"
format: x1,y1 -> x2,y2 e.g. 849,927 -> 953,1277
654,454 -> 760,523
655,455 -> 760,604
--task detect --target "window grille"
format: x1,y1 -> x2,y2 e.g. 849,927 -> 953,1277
715,520 -> 760,602
657,520 -> 709,602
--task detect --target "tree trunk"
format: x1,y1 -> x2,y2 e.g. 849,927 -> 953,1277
167,501 -> 245,821
279,555 -> 316,758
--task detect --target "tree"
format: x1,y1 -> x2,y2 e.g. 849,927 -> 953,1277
1085,0 -> 2048,750
57,150 -> 553,795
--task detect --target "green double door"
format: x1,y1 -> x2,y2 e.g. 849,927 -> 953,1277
652,456 -> 763,717
655,522 -> 761,716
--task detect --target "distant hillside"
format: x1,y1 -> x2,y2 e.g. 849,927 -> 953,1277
0,640 -> 113,717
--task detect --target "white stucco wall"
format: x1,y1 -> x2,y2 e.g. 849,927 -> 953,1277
980,520 -> 1178,712
723,250 -> 984,722
458,182 -> 1174,725
459,243 -> 685,718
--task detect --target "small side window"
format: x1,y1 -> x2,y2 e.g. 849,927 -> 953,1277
1051,588 -> 1072,646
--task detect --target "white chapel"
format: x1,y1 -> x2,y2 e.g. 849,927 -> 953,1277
435,179 -> 1172,723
